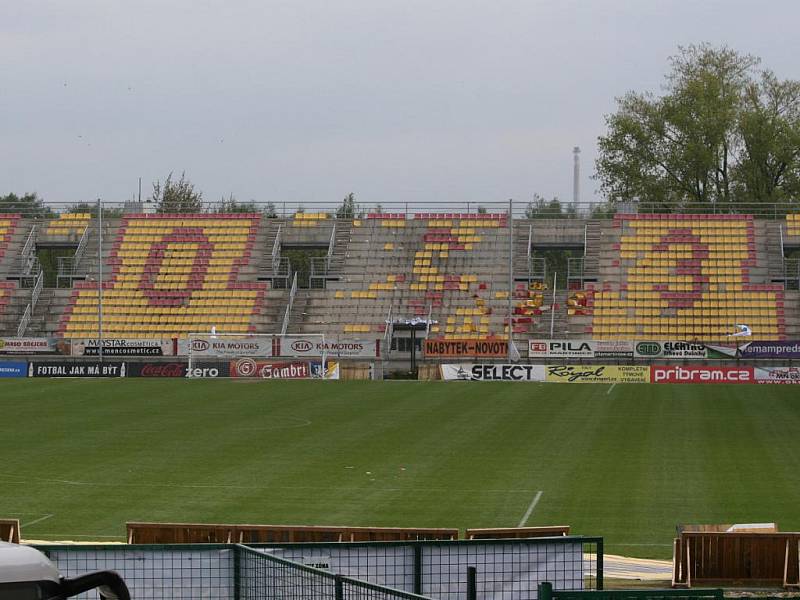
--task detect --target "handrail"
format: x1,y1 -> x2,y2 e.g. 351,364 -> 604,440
425,304 -> 432,337
17,304 -> 31,337
527,224 -> 532,262
31,269 -> 44,311
19,224 -> 37,275
326,222 -> 336,271
280,271 -> 298,335
73,223 -> 90,268
384,306 -> 392,342
780,221 -> 785,277
271,224 -> 282,274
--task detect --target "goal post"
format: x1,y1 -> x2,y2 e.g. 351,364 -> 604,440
186,332 -> 331,378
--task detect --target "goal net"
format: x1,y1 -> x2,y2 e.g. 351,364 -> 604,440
187,332 -> 332,379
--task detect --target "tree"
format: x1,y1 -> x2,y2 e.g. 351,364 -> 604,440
524,194 -> 576,219
150,172 -> 203,213
336,193 -> 359,219
0,193 -> 55,218
596,44 -> 800,210
66,202 -> 123,218
264,201 -> 278,218
477,205 -> 487,214
218,194 -> 259,214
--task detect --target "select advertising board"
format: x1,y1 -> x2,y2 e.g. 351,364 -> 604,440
440,363 -> 546,381
28,361 -> 126,378
650,365 -> 755,384
0,361 -> 27,378
545,365 -> 650,383
528,340 -> 633,359
425,339 -> 508,358
277,337 -> 380,359
229,359 -> 340,380
0,337 -> 58,354
70,338 -> 175,357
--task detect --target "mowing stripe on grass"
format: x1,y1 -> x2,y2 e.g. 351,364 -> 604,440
518,490 -> 543,527
606,383 -> 616,394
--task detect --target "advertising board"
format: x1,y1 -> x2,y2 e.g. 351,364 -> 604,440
229,359 -> 339,379
545,365 -> 649,383
182,336 -> 276,358
440,364 -> 546,381
125,362 -> 188,377
71,338 -> 175,357
528,340 -> 634,359
737,342 -> 800,359
633,341 -> 728,359
28,361 -> 126,378
754,366 -> 800,384
0,361 -> 27,378
650,365 -> 754,384
425,339 -> 508,358
278,337 -> 380,359
0,337 -> 58,354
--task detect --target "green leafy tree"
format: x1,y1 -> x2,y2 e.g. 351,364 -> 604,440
596,44 -> 800,210
264,201 -> 278,218
336,193 -> 359,219
524,194 -> 576,219
66,202 -> 123,218
0,193 -> 55,218
150,172 -> 203,213
218,194 -> 260,214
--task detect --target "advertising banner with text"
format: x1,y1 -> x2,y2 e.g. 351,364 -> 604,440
0,361 -> 27,377
29,361 -> 126,378
0,337 -> 58,354
229,358 -> 339,380
737,342 -> 800,360
545,365 -> 650,383
71,338 -> 175,357
180,336 -> 276,358
425,339 -> 508,358
278,337 -> 380,359
754,366 -> 800,384
634,342 -> 729,360
528,340 -> 634,359
650,365 -> 755,384
440,364 -> 546,381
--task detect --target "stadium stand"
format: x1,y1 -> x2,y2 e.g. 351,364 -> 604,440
787,213 -> 800,237
0,214 -> 20,265
57,214 -> 270,339
44,212 -> 91,238
580,214 -> 786,342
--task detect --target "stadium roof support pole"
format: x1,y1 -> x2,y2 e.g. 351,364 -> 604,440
97,198 -> 104,363
507,199 -> 513,361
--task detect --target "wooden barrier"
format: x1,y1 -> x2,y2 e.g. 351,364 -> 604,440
126,522 -> 458,544
673,532 -> 800,588
0,519 -> 20,543
339,363 -> 372,380
465,526 -> 570,539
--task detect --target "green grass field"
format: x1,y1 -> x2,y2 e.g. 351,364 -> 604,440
1,379 -> 799,559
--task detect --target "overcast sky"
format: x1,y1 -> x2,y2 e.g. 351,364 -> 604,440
2,0 -> 800,209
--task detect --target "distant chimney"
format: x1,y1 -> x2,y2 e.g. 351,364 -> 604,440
573,147 -> 581,205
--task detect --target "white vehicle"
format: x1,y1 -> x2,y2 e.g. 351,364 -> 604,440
0,542 -> 129,599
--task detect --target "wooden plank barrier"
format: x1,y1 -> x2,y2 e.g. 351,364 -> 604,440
0,519 -> 20,544
673,532 -> 800,589
126,522 -> 458,544
465,526 -> 570,539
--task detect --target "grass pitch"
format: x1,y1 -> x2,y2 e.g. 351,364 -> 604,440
1,379 -> 799,559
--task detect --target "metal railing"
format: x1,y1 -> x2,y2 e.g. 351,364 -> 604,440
281,272 -> 298,335
5,199 -> 800,220
327,222 -> 336,271
271,224 -> 282,274
16,269 -> 43,337
18,224 -> 37,275
16,304 -> 31,337
73,222 -> 90,267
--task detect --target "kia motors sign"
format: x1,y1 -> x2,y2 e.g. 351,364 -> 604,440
71,338 -> 175,357
278,337 -> 380,359
425,339 -> 507,358
528,340 -> 633,359
182,336 -> 276,358
650,365 -> 754,384
440,363 -> 546,381
0,337 -> 57,354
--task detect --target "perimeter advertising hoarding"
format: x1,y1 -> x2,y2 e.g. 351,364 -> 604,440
0,337 -> 58,354
0,362 -> 27,377
528,340 -> 633,359
278,337 -> 380,359
28,361 -> 126,378
633,342 -> 729,359
754,366 -> 800,384
229,359 -> 340,380
737,342 -> 800,359
180,336 -> 276,358
545,365 -> 650,383
71,338 -> 175,357
425,339 -> 508,358
440,364 -> 546,381
650,365 -> 755,384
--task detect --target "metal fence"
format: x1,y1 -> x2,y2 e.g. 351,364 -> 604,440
537,582 -> 723,600
36,536 -> 602,599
